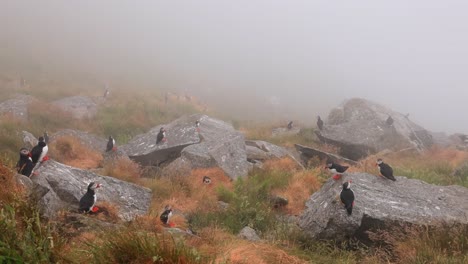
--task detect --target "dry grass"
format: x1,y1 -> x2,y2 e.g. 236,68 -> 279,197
263,157 -> 301,172
274,168 -> 323,215
101,157 -> 141,184
94,201 -> 121,223
221,241 -> 308,264
0,160 -> 25,205
48,136 -> 102,169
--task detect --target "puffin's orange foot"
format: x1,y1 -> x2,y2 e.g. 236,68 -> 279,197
91,206 -> 99,213
332,174 -> 342,180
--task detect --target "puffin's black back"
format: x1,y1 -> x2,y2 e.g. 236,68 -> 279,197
106,137 -> 113,152
379,162 -> 396,181
340,186 -> 354,215
156,131 -> 164,144
332,163 -> 349,173
79,185 -> 96,212
160,209 -> 171,224
317,117 -> 323,130
30,142 -> 46,163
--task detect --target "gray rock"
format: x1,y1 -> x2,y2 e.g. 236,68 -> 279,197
299,173 -> 468,242
32,160 -> 152,221
0,94 -> 34,121
246,145 -> 270,161
317,98 -> 433,160
295,144 -> 358,166
102,148 -> 130,167
52,96 -> 98,119
22,130 -> 38,149
123,114 -> 248,179
238,226 -> 261,241
50,129 -> 107,153
15,174 -> 33,193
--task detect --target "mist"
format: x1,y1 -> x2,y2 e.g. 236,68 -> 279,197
1,1 -> 467,133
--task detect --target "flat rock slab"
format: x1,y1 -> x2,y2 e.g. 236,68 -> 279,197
295,144 -> 358,165
32,160 -> 152,221
299,172 -> 468,242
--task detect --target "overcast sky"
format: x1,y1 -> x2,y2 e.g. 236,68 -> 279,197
1,1 -> 467,133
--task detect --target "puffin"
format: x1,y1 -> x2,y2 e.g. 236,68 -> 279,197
317,116 -> 324,130
160,205 -> 173,225
156,127 -> 166,144
386,116 -> 394,126
195,120 -> 200,132
287,121 -> 293,130
79,182 -> 102,213
16,148 -> 35,177
202,175 -> 212,184
31,136 -> 48,164
43,131 -> 49,144
340,181 -> 355,215
326,160 -> 349,180
106,136 -> 115,152
377,158 -> 396,181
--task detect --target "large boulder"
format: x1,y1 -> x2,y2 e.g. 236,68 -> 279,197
32,160 -> 152,221
50,129 -> 108,153
299,173 -> 468,242
317,98 -> 433,160
52,96 -> 98,119
0,94 -> 34,121
123,114 -> 249,179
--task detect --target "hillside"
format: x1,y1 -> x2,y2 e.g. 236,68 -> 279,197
0,76 -> 467,264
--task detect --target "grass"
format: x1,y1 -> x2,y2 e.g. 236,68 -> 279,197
48,135 -> 103,169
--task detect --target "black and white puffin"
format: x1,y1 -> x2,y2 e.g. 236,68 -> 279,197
195,120 -> 200,132
106,136 -> 115,152
79,182 -> 102,213
326,160 -> 349,180
160,205 -> 173,225
156,127 -> 166,144
31,136 -> 48,164
340,181 -> 354,215
43,131 -> 49,144
317,116 -> 324,130
386,116 -> 394,126
202,175 -> 212,184
377,158 -> 396,181
16,148 -> 35,177
287,121 -> 293,130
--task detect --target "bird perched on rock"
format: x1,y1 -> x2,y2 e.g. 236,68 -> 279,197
326,160 -> 349,180
287,121 -> 293,130
156,127 -> 166,145
160,205 -> 173,225
317,116 -> 324,130
386,116 -> 394,126
31,136 -> 48,164
377,158 -> 396,181
202,175 -> 212,184
195,120 -> 200,132
340,181 -> 354,215
106,136 -> 115,152
79,182 -> 102,213
16,148 -> 34,177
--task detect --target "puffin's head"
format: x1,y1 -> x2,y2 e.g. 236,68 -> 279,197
38,136 -> 45,142
343,181 -> 351,190
88,182 -> 102,191
376,158 -> 383,166
19,148 -> 30,157
325,160 -> 333,169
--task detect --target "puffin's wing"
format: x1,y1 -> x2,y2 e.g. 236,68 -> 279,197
336,164 -> 349,173
79,192 -> 95,212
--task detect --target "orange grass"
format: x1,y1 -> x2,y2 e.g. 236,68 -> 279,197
48,136 -> 102,169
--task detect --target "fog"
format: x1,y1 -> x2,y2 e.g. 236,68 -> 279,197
1,1 -> 467,133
